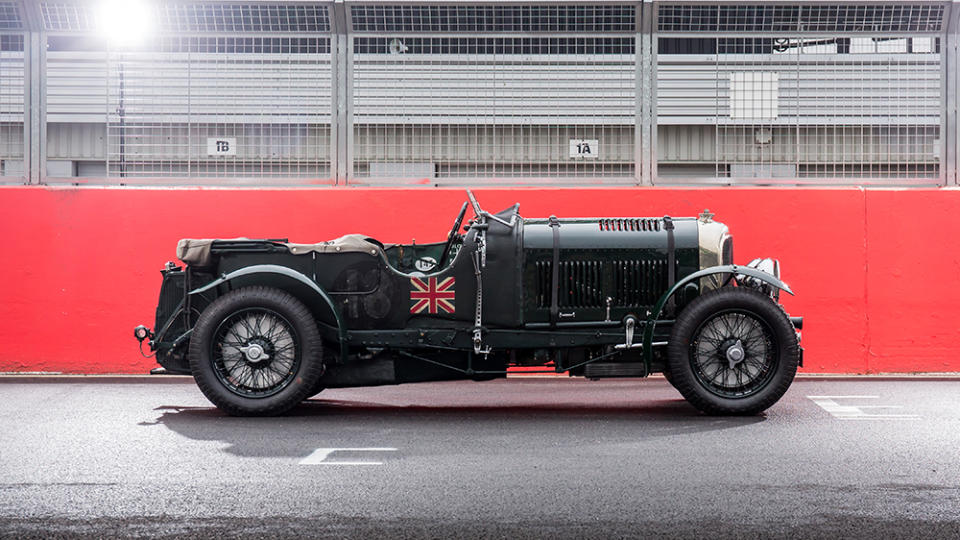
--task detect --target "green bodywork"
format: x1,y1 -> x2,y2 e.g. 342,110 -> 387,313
145,199 -> 793,386
190,264 -> 350,364
640,264 -> 793,371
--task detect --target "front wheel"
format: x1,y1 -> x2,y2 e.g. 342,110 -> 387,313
667,287 -> 799,415
188,286 -> 324,416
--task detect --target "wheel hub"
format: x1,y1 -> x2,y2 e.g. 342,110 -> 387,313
238,342 -> 270,364
724,339 -> 745,369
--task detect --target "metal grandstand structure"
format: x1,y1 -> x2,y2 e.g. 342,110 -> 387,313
1,0 -> 958,185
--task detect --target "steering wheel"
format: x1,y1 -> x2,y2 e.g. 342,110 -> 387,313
438,201 -> 469,269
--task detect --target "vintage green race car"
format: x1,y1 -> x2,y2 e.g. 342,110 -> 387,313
135,191 -> 802,416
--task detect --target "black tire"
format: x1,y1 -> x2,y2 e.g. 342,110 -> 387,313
667,287 -> 798,415
306,379 -> 325,400
188,286 -> 324,416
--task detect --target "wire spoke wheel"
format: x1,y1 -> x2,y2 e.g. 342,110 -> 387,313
189,286 -> 324,416
690,309 -> 777,399
212,308 -> 301,398
667,287 -> 799,415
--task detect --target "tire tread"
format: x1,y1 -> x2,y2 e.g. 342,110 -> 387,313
667,287 -> 799,415
188,286 -> 324,416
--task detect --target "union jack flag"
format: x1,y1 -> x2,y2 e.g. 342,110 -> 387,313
410,276 -> 456,315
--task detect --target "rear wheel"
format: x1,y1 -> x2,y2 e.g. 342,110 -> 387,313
306,378 -> 326,399
667,287 -> 798,415
189,286 -> 324,416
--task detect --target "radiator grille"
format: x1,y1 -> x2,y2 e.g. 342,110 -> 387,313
535,258 -> 666,309
535,260 -> 551,308
535,260 -> 604,309
613,259 -> 667,307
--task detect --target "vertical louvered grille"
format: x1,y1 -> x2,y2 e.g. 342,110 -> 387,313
535,258 -> 665,309
598,218 -> 662,232
535,260 -> 604,308
613,259 -> 666,307
564,260 -> 604,308
536,260 -> 552,308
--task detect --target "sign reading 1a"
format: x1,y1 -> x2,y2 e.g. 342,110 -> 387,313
207,137 -> 237,156
569,139 -> 599,159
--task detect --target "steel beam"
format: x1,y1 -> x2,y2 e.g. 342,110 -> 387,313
330,0 -> 349,184
945,2 -> 959,186
22,30 -> 44,184
638,0 -> 657,185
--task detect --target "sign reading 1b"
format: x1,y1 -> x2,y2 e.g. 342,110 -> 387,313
569,139 -> 599,159
207,138 -> 237,156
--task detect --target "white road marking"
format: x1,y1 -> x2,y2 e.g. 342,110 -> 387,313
806,395 -> 880,399
299,447 -> 398,465
807,395 -> 920,420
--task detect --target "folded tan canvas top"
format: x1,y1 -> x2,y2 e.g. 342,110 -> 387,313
177,234 -> 384,266
285,234 -> 385,256
176,238 -> 221,266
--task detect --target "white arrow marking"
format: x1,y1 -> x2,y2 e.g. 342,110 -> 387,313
299,447 -> 398,465
807,396 -> 920,419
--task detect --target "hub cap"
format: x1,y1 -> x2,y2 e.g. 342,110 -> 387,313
238,343 -> 268,363
211,308 -> 300,398
725,339 -> 745,368
689,309 -> 778,398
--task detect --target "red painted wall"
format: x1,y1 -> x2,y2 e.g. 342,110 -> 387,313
0,185 -> 954,374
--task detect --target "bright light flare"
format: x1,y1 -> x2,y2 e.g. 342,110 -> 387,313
98,0 -> 153,46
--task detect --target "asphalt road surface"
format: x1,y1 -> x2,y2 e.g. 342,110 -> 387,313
1,376 -> 959,539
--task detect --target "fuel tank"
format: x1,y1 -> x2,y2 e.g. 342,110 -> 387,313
521,217 -> 700,324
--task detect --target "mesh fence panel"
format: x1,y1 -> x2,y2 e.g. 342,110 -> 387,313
350,5 -> 636,33
349,4 -> 638,183
0,32 -> 23,180
792,36 -> 940,179
104,35 -> 332,181
156,3 -> 331,33
40,1 -> 95,32
40,1 -> 331,33
657,4 -> 944,33
656,4 -> 943,182
0,1 -> 21,30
